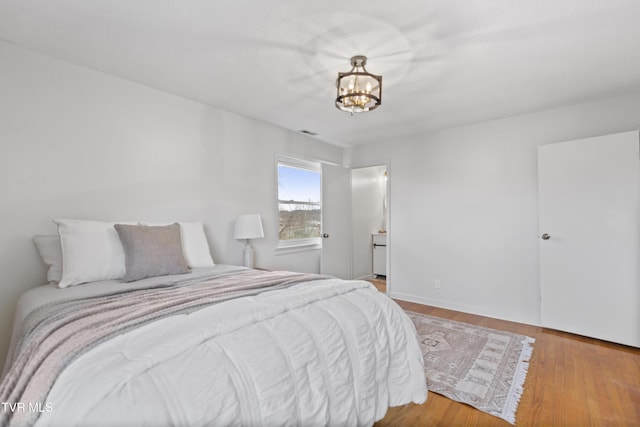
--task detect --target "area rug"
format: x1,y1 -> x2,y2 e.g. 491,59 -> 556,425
406,311 -> 535,424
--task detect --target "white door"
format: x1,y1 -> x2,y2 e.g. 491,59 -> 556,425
538,131 -> 639,347
321,163 -> 352,279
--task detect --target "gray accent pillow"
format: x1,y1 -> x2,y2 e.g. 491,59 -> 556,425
114,223 -> 191,282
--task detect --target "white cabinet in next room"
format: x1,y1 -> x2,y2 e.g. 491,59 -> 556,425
372,233 -> 387,277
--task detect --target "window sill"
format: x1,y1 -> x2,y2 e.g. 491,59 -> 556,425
275,243 -> 321,255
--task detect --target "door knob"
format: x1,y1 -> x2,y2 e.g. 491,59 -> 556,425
541,233 -> 550,240
322,233 -> 330,238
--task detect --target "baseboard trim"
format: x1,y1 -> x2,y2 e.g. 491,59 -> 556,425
356,274 -> 375,280
389,291 -> 538,327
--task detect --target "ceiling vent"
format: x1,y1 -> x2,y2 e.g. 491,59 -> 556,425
298,130 -> 318,136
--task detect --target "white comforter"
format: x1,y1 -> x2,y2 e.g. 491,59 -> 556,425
29,275 -> 427,427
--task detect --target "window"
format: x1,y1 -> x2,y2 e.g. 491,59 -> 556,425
277,158 -> 321,247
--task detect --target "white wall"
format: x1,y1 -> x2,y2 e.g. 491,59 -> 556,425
2,38 -> 639,371
346,94 -> 640,326
0,41 -> 343,369
351,165 -> 386,279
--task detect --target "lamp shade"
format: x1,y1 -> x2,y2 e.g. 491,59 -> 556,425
234,214 -> 264,240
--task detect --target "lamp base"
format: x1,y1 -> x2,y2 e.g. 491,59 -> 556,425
243,242 -> 255,268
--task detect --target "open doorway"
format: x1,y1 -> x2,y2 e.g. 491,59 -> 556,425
351,164 -> 389,293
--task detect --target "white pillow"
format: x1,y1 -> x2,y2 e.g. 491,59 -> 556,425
54,219 -> 137,288
141,221 -> 215,268
33,235 -> 63,284
180,222 -> 215,267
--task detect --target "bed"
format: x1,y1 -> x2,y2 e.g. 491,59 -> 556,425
0,221 -> 427,427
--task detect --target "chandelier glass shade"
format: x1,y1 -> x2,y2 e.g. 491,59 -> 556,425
335,55 -> 382,114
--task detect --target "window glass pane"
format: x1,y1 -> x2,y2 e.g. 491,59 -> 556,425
278,163 -> 321,241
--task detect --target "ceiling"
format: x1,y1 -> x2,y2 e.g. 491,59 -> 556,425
1,1 -> 639,147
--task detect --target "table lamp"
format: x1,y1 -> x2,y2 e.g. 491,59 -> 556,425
234,214 -> 264,268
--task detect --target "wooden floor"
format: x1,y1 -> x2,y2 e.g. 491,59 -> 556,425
370,291 -> 640,426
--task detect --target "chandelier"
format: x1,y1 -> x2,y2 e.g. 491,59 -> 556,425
335,55 -> 382,114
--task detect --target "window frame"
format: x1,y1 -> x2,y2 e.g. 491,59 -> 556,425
275,156 -> 322,252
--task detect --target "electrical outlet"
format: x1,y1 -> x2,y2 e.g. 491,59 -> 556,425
434,279 -> 441,289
